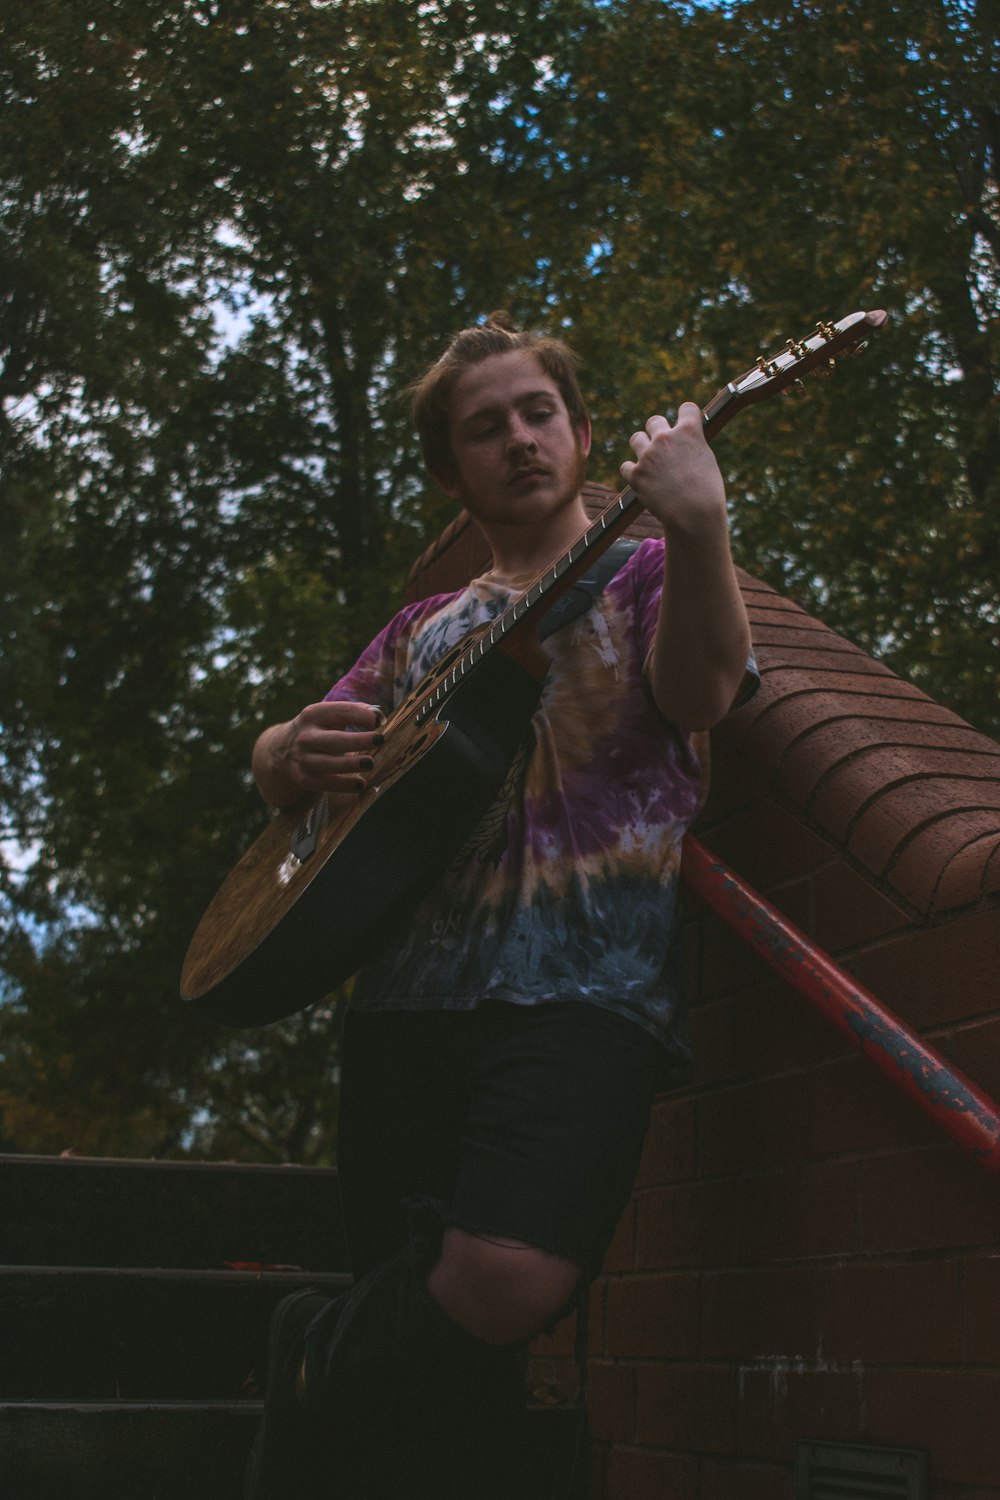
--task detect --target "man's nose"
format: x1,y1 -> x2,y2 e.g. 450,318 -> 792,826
506,414 -> 537,451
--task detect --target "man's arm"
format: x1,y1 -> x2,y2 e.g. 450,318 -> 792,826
252,700 -> 386,809
621,402 -> 752,732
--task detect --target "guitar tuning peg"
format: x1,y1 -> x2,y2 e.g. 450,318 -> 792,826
782,379 -> 809,399
814,357 -> 838,378
786,339 -> 807,358
815,320 -> 836,341
840,339 -> 870,358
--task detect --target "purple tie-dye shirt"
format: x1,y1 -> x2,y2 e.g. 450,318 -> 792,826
325,538 -> 744,1048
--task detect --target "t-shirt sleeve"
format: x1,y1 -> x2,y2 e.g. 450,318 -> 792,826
323,618 -> 401,714
323,594 -> 461,714
631,538 -> 760,718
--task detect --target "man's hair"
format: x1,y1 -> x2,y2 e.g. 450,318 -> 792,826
408,311 -> 588,479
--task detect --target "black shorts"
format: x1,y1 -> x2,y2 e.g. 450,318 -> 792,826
336,1000 -> 661,1280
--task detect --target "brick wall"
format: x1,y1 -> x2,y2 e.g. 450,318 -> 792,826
405,503 -> 1000,1498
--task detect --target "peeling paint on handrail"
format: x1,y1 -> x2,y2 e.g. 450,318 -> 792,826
681,833 -> 1000,1178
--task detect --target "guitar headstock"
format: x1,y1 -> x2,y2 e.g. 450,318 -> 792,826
704,309 -> 888,438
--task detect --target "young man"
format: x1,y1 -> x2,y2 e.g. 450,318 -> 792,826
245,315 -> 754,1499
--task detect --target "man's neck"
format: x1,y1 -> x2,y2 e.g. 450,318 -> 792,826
476,494 -> 590,582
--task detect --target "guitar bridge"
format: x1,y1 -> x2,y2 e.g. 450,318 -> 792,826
290,796 -> 329,863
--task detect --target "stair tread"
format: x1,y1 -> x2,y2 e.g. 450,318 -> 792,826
0,1153 -> 346,1271
0,1268 -> 350,1401
1,1264 -> 351,1284
0,1398 -> 583,1500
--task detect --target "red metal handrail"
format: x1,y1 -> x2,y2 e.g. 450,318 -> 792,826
681,833 -> 1000,1178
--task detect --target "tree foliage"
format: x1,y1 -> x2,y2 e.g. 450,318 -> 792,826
1,0 -> 996,1160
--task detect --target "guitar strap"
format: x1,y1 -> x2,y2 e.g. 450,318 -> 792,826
535,538 -> 640,643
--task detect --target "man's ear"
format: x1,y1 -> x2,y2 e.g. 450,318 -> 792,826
578,418 -> 592,459
431,464 -> 461,500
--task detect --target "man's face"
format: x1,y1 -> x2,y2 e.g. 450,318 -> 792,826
438,350 -> 591,531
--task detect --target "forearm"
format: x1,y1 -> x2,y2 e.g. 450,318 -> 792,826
252,722 -> 305,809
648,529 -> 751,731
621,401 -> 751,730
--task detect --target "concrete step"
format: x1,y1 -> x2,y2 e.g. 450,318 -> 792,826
0,1156 -> 585,1496
0,1399 -> 584,1499
0,1154 -> 345,1271
0,1265 -> 350,1401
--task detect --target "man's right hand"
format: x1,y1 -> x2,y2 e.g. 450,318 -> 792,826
251,701 -> 386,808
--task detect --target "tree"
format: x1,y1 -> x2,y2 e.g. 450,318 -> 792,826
1,0 -> 996,1159
549,0 -> 999,732
0,0 -> 597,1159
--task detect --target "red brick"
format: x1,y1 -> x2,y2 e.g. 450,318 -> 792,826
867,1368 -> 1000,1484
585,1440 -> 608,1500
687,995 -> 741,1087
765,871 -> 821,934
738,1160 -> 859,1263
821,1258 -> 962,1364
601,1200 -> 636,1275
736,1362 -> 865,1461
697,804 -> 840,894
964,1255 -> 1000,1365
698,1074 -> 814,1176
887,813 -> 1000,913
854,910 -> 1000,1029
763,644 -> 878,676
605,1444 -> 698,1498
586,1359 -> 635,1444
701,743 -> 771,819
848,783 -> 1000,889
859,1146 -> 1000,1254
780,720 -> 998,807
635,1178 -> 739,1270
935,833 -> 1000,913
700,1456 -> 794,1500
729,976 -> 851,1078
946,1014 -> 1000,1105
603,1272 -> 700,1360
812,749 -> 1000,844
731,691 -> 961,775
701,1266 -> 824,1361
635,1097 -> 696,1188
810,1053 -> 943,1158
634,1361 -> 737,1453
691,905 -> 775,1001
932,1485 -> 1000,1500
747,680 -> 925,762
809,860 -> 910,952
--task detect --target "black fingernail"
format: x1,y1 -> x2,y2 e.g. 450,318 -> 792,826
372,733 -> 385,746
359,756 -> 375,770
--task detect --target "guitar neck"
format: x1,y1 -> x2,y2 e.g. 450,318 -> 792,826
414,389 -> 743,725
414,309 -> 887,724
490,378 -> 745,636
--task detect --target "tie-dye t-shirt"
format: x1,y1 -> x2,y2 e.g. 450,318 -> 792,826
325,537 -> 741,1050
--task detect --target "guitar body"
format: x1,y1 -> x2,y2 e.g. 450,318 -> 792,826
181,642 -> 545,1026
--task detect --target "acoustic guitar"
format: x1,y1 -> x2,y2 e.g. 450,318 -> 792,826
181,309 -> 887,1027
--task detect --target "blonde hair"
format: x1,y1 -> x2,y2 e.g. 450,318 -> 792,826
408,311 -> 588,479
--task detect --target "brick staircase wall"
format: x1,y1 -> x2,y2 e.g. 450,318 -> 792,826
407,500 -> 1000,1498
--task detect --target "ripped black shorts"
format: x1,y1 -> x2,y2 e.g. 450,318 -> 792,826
336,1000 -> 662,1283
